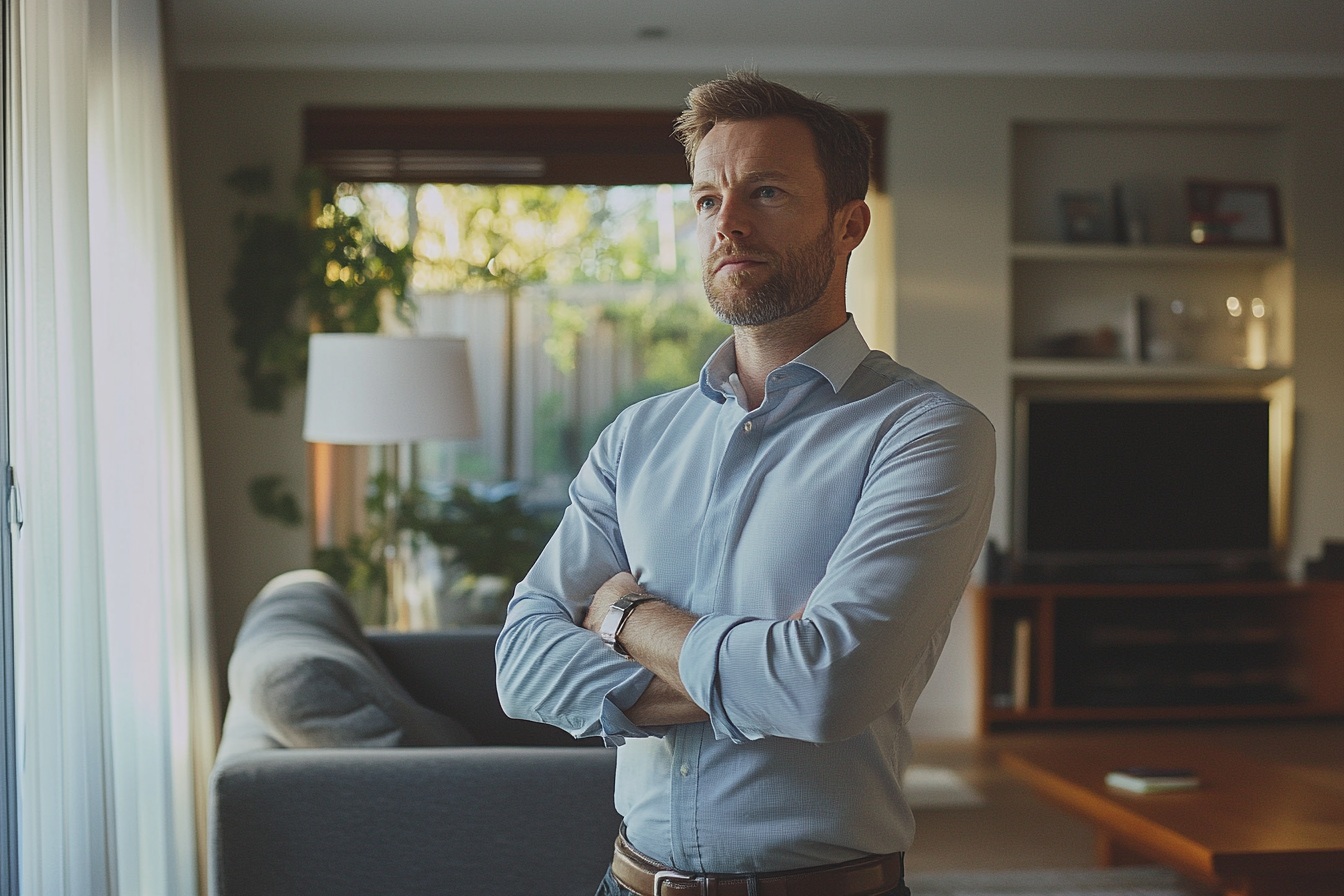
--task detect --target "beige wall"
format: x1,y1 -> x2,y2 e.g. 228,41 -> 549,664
175,69 -> 1344,737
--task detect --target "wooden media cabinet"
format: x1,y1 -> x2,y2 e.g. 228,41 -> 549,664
978,581 -> 1344,732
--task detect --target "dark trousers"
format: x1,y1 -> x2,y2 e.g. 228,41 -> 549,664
595,864 -> 913,896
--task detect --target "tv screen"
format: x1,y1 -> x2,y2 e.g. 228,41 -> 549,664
1014,382 -> 1292,577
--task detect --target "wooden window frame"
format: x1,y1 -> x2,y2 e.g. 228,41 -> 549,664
304,107 -> 886,190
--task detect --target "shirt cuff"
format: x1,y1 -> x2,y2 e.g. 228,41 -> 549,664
598,663 -> 664,744
679,613 -> 761,744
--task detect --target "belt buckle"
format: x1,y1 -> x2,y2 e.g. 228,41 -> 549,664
653,869 -> 702,895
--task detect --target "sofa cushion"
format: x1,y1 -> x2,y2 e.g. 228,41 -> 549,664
229,570 -> 477,748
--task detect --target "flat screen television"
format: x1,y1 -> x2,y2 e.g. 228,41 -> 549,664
1012,378 -> 1293,581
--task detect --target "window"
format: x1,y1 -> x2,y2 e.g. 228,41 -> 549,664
348,180 -> 721,504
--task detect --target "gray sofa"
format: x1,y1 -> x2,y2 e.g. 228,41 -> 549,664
209,571 -> 620,896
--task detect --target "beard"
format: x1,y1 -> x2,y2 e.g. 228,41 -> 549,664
702,221 -> 837,327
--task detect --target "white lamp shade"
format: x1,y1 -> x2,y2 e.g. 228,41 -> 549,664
303,334 -> 482,444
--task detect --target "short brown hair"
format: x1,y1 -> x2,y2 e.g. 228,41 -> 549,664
673,71 -> 872,214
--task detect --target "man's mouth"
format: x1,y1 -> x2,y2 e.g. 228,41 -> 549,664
713,255 -> 766,276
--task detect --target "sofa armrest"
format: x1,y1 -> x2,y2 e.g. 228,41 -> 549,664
368,629 -> 599,747
210,746 -> 620,896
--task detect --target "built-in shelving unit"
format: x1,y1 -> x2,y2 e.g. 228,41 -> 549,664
1010,122 -> 1293,370
983,122 -> 1344,731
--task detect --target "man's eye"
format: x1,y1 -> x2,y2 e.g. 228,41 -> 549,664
696,196 -> 716,211
758,187 -> 778,199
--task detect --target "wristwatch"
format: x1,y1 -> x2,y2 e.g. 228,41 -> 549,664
599,592 -> 656,658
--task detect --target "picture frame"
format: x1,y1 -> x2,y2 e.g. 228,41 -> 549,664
1057,190 -> 1111,243
1186,180 -> 1282,247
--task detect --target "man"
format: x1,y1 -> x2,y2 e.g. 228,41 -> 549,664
496,72 -> 995,896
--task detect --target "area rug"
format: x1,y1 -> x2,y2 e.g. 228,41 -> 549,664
902,765 -> 986,809
904,865 -> 1218,896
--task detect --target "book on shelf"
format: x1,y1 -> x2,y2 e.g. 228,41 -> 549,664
1105,767 -> 1200,794
1012,617 -> 1032,711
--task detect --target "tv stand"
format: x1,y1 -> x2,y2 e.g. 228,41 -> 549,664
978,580 -> 1344,731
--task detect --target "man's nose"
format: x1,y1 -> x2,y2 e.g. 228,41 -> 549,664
715,195 -> 751,240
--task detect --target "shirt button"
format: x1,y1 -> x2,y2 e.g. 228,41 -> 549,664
680,765 -> 690,777
743,421 -> 753,433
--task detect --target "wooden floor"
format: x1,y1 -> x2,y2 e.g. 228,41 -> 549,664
906,719 -> 1344,875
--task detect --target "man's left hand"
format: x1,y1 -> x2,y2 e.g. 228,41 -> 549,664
582,570 -> 645,634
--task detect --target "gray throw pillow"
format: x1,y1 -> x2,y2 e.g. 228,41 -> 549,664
229,570 -> 477,748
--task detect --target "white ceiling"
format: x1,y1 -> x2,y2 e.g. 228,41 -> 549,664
170,0 -> 1344,77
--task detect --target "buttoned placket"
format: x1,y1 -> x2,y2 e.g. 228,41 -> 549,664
668,367 -> 815,872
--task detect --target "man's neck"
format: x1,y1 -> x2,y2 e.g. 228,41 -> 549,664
732,302 -> 847,410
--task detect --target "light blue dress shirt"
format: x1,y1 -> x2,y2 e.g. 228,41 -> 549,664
496,316 -> 995,874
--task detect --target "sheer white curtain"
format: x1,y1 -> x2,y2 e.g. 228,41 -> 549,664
7,0 -> 216,891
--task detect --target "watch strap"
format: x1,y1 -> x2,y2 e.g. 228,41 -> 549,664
600,592 -> 656,657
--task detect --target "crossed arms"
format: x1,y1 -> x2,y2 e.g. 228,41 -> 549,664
580,571 -> 707,725
495,400 -> 996,745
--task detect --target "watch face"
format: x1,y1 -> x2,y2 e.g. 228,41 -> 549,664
600,595 -> 650,657
600,603 -> 626,646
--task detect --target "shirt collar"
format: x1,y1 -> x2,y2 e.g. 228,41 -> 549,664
699,314 -> 871,404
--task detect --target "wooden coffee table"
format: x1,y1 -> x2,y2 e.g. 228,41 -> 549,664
1000,735 -> 1344,896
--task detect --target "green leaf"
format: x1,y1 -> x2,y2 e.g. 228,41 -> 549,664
248,474 -> 303,527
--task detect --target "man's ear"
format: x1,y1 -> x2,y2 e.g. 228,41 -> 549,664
833,199 -> 871,255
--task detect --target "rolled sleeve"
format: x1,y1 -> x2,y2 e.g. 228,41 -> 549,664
680,614 -> 756,743
600,664 -> 663,743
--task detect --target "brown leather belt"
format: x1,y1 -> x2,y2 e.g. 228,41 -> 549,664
612,831 -> 905,896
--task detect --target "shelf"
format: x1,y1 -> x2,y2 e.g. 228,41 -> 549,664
1010,122 -> 1294,372
977,582 -> 1344,732
1010,358 -> 1291,381
1012,242 -> 1290,264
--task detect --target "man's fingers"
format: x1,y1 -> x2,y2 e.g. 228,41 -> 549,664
601,570 -> 641,595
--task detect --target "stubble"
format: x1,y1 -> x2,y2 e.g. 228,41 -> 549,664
702,221 -> 837,328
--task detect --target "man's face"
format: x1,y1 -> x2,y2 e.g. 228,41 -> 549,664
691,117 -> 842,327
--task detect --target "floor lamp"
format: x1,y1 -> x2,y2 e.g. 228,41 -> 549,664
303,333 -> 481,629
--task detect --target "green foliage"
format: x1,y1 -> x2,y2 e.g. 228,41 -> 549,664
411,184 -> 680,296
312,532 -> 385,625
248,474 -> 303,527
304,180 -> 415,335
531,391 -> 581,479
223,165 -> 414,412
225,205 -> 306,411
604,298 -> 732,390
402,483 -> 560,585
527,296 -> 730,478
311,473 -> 559,625
585,298 -> 731,463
